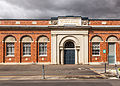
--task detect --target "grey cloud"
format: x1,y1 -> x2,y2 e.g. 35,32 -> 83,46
0,0 -> 120,19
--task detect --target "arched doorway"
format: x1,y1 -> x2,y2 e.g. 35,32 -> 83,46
64,41 -> 75,64
106,36 -> 118,64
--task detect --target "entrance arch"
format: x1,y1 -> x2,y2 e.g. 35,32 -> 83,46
59,36 -> 80,64
64,41 -> 75,64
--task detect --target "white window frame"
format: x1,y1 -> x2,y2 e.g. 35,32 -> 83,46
39,42 -> 47,56
6,43 -> 14,56
92,42 -> 100,56
23,43 -> 31,56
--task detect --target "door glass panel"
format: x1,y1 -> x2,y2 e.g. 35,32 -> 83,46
108,44 -> 115,56
108,43 -> 115,64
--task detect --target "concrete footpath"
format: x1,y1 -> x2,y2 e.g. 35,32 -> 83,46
0,64 -> 119,80
90,65 -> 120,79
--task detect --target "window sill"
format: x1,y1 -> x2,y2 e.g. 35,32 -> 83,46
39,55 -> 47,57
92,55 -> 100,57
22,55 -> 31,57
5,56 -> 15,57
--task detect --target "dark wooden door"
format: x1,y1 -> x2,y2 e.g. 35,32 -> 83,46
64,50 -> 75,64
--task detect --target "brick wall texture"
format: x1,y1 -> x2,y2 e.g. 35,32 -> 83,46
0,19 -> 120,64
0,28 -> 51,63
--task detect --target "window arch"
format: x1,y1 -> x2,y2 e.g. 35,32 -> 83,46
4,36 -> 16,56
38,36 -> 49,56
4,36 -> 16,42
21,36 -> 33,56
91,35 -> 103,42
38,36 -> 49,42
21,36 -> 33,42
106,36 -> 118,42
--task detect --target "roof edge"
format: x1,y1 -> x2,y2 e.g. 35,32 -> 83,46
0,19 -> 51,21
89,19 -> 120,21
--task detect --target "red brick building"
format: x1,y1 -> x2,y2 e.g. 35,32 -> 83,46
89,19 -> 120,64
0,19 -> 51,64
0,16 -> 120,65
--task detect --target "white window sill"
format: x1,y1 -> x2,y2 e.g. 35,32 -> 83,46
6,55 -> 15,57
92,55 -> 100,56
23,55 -> 31,57
39,55 -> 47,57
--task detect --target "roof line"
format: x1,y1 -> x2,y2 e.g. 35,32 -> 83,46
0,19 -> 51,21
89,19 -> 120,21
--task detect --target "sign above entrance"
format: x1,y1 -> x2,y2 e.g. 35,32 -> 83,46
58,17 -> 82,26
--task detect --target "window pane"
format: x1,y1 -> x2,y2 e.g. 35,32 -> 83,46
23,43 -> 31,56
6,43 -> 14,56
92,43 -> 100,56
39,43 -> 47,56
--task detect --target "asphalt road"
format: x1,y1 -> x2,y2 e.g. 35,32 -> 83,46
0,80 -> 119,86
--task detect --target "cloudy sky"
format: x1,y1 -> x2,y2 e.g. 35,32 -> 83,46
0,0 -> 120,19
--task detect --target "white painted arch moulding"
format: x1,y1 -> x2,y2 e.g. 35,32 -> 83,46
59,35 -> 80,48
59,35 -> 80,65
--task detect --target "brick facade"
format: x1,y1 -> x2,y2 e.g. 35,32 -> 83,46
88,20 -> 120,64
0,29 -> 51,63
89,20 -> 120,25
89,30 -> 120,63
0,20 -> 50,25
0,17 -> 120,64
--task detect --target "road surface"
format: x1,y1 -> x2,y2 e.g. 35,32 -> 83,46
0,80 -> 119,86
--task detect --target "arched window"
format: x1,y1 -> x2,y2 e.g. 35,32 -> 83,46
4,36 -> 16,56
106,36 -> 118,42
21,36 -> 33,56
38,36 -> 49,56
91,36 -> 102,56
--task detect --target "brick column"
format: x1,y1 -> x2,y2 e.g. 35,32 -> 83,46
0,41 -> 4,63
89,42 -> 92,62
100,42 -> 106,62
31,41 -> 37,63
116,42 -> 119,62
2,42 -> 5,63
105,42 -> 108,62
15,41 -> 21,63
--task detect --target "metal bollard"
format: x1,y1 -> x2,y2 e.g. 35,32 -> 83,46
105,63 -> 107,73
115,64 -> 119,79
42,64 -> 45,79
